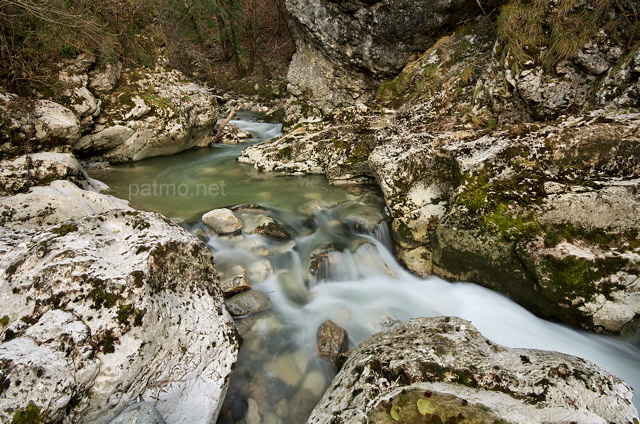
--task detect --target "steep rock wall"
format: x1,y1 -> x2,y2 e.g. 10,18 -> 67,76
285,0 -> 482,119
241,5 -> 640,333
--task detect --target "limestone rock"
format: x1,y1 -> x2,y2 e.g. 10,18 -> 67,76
277,269 -> 309,304
518,237 -> 640,332
219,123 -> 253,144
246,260 -> 274,283
89,61 -> 123,94
337,202 -> 385,233
286,0 -> 482,114
316,319 -> 349,363
298,200 -> 324,216
0,180 -> 132,230
202,208 -> 243,233
225,290 -> 271,316
108,402 -> 166,424
74,68 -> 216,162
265,351 -> 307,386
538,182 -> 640,233
124,96 -> 152,120
574,41 -> 613,76
221,270 -> 253,296
254,216 -> 291,240
0,152 -> 103,195
75,125 -> 135,154
633,47 -> 640,73
34,100 -> 81,143
301,371 -> 327,398
65,87 -> 100,124
0,210 -> 238,423
238,109 -> 379,185
308,317 -> 638,423
239,9 -> 640,334
245,398 -> 260,424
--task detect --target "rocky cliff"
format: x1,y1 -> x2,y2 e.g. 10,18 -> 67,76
284,0 -> 482,121
0,55 -> 217,164
240,1 -> 640,332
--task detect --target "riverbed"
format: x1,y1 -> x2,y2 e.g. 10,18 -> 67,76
94,112 -> 640,422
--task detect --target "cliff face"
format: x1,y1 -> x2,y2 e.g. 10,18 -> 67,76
0,55 -> 217,165
241,2 -> 640,333
284,0 -> 482,120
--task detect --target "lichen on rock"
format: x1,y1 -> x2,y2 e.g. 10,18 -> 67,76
0,209 -> 238,423
240,5 -> 640,332
307,317 -> 638,423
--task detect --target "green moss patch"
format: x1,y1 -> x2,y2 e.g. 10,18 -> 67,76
87,278 -> 124,310
368,389 -> 507,424
11,401 -> 43,424
533,255 -> 630,302
52,223 -> 78,237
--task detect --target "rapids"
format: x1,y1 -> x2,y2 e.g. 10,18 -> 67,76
95,112 -> 640,423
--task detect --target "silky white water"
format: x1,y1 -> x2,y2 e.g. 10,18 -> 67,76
95,113 -> 640,423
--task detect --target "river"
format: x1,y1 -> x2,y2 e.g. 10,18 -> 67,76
93,112 -> 640,423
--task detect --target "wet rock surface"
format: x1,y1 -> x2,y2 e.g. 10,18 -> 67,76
308,317 -> 638,423
202,208 -> 243,234
316,320 -> 349,364
225,290 -> 272,316
221,269 -> 253,296
253,216 -> 291,240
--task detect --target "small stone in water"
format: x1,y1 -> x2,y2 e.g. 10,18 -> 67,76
266,353 -> 304,386
225,290 -> 271,316
221,270 -> 252,296
254,216 -> 291,239
202,208 -> 242,233
302,370 -> 327,397
298,199 -> 324,215
246,259 -> 273,283
317,320 -> 349,364
246,398 -> 260,424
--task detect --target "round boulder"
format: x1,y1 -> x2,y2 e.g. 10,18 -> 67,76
225,290 -> 271,316
308,316 -> 638,423
202,208 -> 243,234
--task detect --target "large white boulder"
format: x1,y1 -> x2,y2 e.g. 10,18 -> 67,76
308,317 -> 638,423
34,100 -> 81,143
74,69 -> 217,162
0,152 -> 104,195
0,210 -> 239,423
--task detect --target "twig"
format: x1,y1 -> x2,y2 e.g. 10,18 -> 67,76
476,0 -> 488,17
212,106 -> 238,144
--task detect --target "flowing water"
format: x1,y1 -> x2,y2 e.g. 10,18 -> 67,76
95,112 -> 640,422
